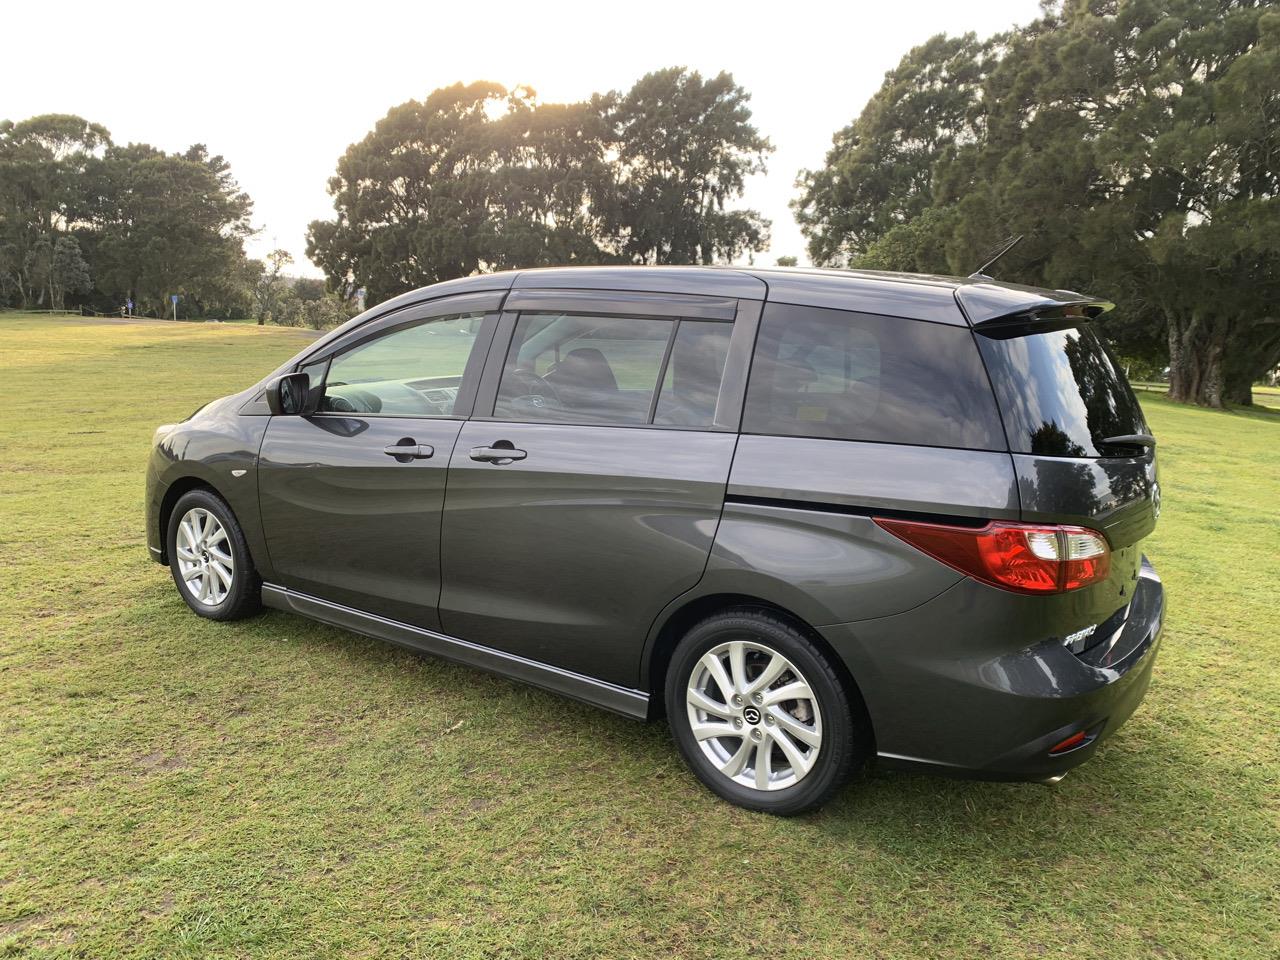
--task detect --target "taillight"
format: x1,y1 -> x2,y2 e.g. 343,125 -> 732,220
874,517 -> 1110,594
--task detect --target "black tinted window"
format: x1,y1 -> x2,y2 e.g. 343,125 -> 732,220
743,304 -> 1004,450
495,313 -> 734,428
977,326 -> 1147,458
496,313 -> 671,424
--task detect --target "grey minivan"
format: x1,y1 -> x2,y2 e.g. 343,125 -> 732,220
146,266 -> 1164,814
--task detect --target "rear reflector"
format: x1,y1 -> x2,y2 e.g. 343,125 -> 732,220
874,517 -> 1110,594
1049,731 -> 1090,755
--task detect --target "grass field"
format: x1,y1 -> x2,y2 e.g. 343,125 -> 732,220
2,313 -> 1277,959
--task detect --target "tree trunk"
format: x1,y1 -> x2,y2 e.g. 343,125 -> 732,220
1166,308 -> 1199,403
1165,308 -> 1228,408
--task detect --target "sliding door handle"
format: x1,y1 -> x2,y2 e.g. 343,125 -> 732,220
469,443 -> 527,465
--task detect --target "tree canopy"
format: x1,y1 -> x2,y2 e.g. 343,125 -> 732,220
307,68 -> 772,305
794,0 -> 1280,407
0,115 -> 256,317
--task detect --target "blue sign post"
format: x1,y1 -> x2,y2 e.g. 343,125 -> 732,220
170,294 -> 179,321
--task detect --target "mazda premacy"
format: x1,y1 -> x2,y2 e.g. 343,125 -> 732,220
146,266 -> 1164,814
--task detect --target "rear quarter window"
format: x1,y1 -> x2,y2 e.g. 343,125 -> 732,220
742,303 -> 1005,450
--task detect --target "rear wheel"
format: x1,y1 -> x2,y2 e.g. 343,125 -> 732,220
665,609 -> 867,815
166,489 -> 261,621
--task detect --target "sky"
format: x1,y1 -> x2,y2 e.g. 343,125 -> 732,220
7,0 -> 1043,277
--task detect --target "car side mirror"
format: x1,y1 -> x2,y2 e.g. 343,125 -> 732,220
265,372 -> 317,416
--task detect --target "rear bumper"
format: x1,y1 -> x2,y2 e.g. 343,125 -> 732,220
821,557 -> 1165,782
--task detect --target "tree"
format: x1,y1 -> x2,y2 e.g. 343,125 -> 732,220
307,70 -> 775,306
307,82 -> 613,305
0,114 -> 109,307
87,143 -> 253,316
252,248 -> 293,324
793,35 -> 986,267
606,68 -> 772,265
795,1 -> 1280,407
775,255 -> 798,267
25,234 -> 92,309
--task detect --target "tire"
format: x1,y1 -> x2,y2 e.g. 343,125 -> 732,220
665,609 -> 868,815
166,488 -> 261,621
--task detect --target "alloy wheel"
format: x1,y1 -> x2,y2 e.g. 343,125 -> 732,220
685,639 -> 823,791
175,507 -> 234,606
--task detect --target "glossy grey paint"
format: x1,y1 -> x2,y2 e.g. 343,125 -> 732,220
147,389 -> 271,568
818,561 -> 1163,780
755,270 -> 966,325
727,435 -> 1021,519
439,421 -> 738,687
145,264 -> 1162,785
696,503 -> 964,627
1014,451 -> 1159,547
256,415 -> 466,630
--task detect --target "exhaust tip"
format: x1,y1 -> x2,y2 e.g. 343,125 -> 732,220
1041,772 -> 1069,785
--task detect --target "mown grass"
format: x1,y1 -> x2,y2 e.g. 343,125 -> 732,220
1,313 -> 1277,959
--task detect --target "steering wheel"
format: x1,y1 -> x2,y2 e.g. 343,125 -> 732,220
502,367 -> 562,412
322,385 -> 383,414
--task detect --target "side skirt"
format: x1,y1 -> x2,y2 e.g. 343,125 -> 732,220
261,584 -> 651,720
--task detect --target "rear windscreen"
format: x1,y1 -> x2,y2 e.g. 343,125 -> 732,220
977,326 -> 1148,458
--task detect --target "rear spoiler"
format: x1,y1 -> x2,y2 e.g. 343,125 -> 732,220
955,281 -> 1114,332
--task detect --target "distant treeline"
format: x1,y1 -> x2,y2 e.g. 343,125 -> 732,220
3,0 -> 1276,406
0,116 -> 256,318
0,66 -> 772,325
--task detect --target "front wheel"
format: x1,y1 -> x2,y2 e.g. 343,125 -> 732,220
665,610 -> 868,815
166,489 -> 261,621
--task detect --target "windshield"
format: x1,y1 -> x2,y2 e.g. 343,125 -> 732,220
977,326 -> 1148,458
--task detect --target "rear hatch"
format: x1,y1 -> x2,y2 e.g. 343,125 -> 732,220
974,317 -> 1159,627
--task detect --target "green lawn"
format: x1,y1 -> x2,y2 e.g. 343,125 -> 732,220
1,313 -> 1277,959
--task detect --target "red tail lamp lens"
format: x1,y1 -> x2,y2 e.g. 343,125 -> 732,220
874,518 -> 1110,594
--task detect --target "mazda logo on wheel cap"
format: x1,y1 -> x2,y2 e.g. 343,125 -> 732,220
742,706 -> 761,725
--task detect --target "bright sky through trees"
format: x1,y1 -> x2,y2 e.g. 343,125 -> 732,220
6,0 -> 1040,275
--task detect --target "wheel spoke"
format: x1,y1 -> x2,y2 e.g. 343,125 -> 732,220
743,653 -> 787,695
209,560 -> 233,589
205,524 -> 227,547
198,572 -> 213,603
770,727 -> 811,775
762,680 -> 813,707
182,565 -> 202,582
727,641 -> 748,695
180,520 -> 198,552
207,546 -> 233,568
754,741 -> 772,790
191,511 -> 205,542
698,652 -> 735,703
718,738 -> 752,778
768,706 -> 821,748
687,688 -> 733,720
691,720 -> 739,742
176,545 -> 198,562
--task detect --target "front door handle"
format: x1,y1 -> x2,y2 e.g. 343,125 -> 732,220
469,442 -> 527,465
383,441 -> 434,460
